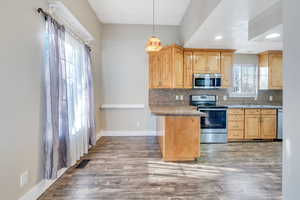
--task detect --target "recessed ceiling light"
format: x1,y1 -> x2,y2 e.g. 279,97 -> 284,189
215,35 -> 223,40
265,33 -> 281,39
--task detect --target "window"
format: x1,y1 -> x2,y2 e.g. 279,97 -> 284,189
231,64 -> 258,97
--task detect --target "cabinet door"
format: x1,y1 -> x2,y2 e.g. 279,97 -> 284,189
193,52 -> 207,73
160,49 -> 172,88
207,52 -> 221,73
269,53 -> 283,89
261,115 -> 277,139
174,48 -> 184,88
228,130 -> 244,140
245,115 -> 261,139
184,51 -> 193,88
149,53 -> 160,88
221,52 -> 233,88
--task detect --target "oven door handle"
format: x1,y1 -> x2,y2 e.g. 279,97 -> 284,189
199,109 -> 228,111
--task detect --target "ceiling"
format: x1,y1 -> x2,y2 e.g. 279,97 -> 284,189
88,0 -> 191,25
184,0 -> 282,53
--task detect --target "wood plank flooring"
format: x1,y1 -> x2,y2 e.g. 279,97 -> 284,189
39,137 -> 282,200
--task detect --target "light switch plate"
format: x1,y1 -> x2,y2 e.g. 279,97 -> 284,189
180,95 -> 184,101
175,95 -> 179,101
223,96 -> 227,101
269,96 -> 273,101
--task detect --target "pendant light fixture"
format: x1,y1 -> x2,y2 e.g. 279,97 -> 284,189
146,0 -> 162,52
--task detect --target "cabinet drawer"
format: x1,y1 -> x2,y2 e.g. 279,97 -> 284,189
228,121 -> 244,130
261,109 -> 277,115
228,130 -> 244,140
245,109 -> 261,115
228,109 -> 244,115
229,114 -> 244,121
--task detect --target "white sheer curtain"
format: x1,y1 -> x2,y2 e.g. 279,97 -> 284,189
64,32 -> 89,166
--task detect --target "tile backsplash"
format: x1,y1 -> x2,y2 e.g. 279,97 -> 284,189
149,89 -> 282,106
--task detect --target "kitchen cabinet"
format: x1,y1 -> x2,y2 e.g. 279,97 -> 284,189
193,51 -> 207,73
261,114 -> 277,139
149,45 -> 235,89
156,116 -> 200,161
228,108 -> 277,140
149,45 -> 184,89
207,52 -> 221,73
259,51 -> 283,90
183,51 -> 193,88
221,52 -> 233,88
193,51 -> 221,74
245,113 -> 261,139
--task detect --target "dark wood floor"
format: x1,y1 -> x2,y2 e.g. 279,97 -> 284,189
39,137 -> 282,200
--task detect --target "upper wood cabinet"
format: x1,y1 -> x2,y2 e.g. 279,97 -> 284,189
149,45 -> 184,89
149,45 -> 235,89
221,52 -> 233,88
193,51 -> 221,74
193,52 -> 207,73
183,51 -> 193,88
259,51 -> 283,90
207,52 -> 221,73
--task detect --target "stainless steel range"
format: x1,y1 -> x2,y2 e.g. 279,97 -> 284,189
190,95 -> 228,144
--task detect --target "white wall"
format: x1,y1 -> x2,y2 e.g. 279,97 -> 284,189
283,0 -> 300,199
180,0 -> 222,44
0,1 -> 102,200
100,24 -> 181,132
234,54 -> 259,65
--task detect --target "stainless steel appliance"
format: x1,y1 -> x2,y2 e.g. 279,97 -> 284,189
277,109 -> 283,140
190,95 -> 228,143
193,74 -> 222,89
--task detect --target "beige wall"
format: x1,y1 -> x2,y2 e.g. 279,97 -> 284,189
0,1 -> 102,199
100,24 -> 181,131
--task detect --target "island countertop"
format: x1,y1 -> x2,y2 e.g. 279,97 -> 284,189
149,105 -> 205,116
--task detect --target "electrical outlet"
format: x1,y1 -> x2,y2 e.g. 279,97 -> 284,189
269,96 -> 273,101
223,96 -> 227,101
180,95 -> 184,101
175,95 -> 179,101
254,96 -> 258,101
20,171 -> 29,188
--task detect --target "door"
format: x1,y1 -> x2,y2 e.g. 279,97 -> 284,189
269,53 -> 283,89
207,52 -> 221,73
159,48 -> 172,88
221,52 -> 233,88
245,115 -> 260,139
261,115 -> 277,139
199,109 -> 227,130
184,51 -> 193,88
174,48 -> 184,88
193,52 -> 207,73
149,53 -> 160,88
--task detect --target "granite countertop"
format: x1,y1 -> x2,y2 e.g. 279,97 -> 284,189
223,105 -> 282,109
150,105 -> 205,116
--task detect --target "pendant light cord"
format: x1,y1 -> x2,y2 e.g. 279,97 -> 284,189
153,0 -> 155,36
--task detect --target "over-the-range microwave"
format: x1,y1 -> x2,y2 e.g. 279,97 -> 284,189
193,74 -> 222,89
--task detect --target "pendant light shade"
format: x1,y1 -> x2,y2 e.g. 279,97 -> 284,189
146,36 -> 162,52
146,0 -> 162,52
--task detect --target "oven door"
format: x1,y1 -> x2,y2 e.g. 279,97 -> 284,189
199,108 -> 228,143
199,109 -> 227,130
194,75 -> 215,89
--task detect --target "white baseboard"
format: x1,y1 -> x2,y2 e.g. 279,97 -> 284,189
19,134 -> 103,200
18,168 -> 67,200
100,130 -> 156,136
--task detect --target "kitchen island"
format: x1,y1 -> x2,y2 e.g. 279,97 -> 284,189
150,106 -> 205,161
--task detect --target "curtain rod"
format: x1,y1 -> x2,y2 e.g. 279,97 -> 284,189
37,8 -> 92,52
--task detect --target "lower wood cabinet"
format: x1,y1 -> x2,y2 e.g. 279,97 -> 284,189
156,116 -> 200,161
245,114 -> 261,139
261,115 -> 277,139
228,109 -> 277,141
